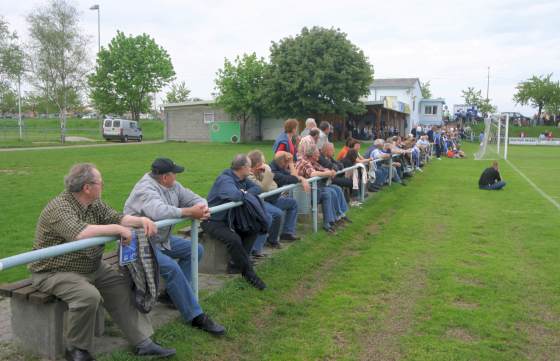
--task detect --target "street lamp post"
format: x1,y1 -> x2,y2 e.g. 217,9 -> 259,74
90,5 -> 100,53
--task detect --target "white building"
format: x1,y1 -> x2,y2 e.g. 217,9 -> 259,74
368,78 -> 423,132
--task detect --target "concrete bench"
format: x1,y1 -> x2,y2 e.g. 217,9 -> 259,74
0,251 -> 116,360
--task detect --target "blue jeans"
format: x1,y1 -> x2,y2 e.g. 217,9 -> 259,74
328,184 -> 348,218
154,236 -> 203,322
479,181 -> 506,190
318,187 -> 336,227
252,196 -> 298,252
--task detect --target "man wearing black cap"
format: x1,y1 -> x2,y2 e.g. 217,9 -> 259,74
124,158 -> 225,336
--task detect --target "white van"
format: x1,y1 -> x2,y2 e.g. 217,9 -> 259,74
102,118 -> 143,142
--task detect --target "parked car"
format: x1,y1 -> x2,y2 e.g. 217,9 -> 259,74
102,118 -> 143,142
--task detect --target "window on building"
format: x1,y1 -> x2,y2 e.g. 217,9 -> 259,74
424,105 -> 438,115
203,112 -> 215,124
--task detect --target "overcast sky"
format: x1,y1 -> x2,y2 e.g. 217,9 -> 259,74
3,0 -> 560,115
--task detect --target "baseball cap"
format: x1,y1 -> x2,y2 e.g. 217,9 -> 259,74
151,158 -> 185,174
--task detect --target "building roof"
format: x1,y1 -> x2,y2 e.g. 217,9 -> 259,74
370,78 -> 420,89
163,100 -> 215,109
419,98 -> 446,103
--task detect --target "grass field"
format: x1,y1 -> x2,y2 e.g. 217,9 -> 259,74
1,141 -> 559,360
0,118 -> 164,147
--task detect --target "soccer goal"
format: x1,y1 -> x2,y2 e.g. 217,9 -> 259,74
474,114 -> 510,160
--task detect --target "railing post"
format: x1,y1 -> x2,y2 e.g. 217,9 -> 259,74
190,219 -> 199,300
311,180 -> 318,233
388,157 -> 393,186
360,164 -> 366,202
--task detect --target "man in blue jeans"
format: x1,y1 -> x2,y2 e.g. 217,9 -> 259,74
479,161 -> 506,190
124,158 -> 226,336
247,150 -> 299,257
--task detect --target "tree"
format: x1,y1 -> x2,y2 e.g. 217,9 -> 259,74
265,26 -> 373,118
214,53 -> 267,142
27,0 -> 90,143
0,82 -> 17,115
461,87 -> 496,117
420,81 -> 432,99
514,74 -> 559,125
89,31 -> 175,122
165,81 -> 191,103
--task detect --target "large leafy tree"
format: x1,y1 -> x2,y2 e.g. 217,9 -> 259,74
27,0 -> 90,143
420,81 -> 432,99
165,81 -> 191,103
214,52 -> 267,142
89,31 -> 175,122
265,26 -> 373,118
513,74 -> 560,125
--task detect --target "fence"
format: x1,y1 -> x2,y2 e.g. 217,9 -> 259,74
0,158 -> 407,299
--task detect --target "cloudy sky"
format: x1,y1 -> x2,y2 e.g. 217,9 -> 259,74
3,0 -> 560,115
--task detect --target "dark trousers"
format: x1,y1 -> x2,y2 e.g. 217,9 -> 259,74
435,143 -> 442,158
201,220 -> 257,274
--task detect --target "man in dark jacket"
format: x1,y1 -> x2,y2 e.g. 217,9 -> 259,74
479,161 -> 506,190
202,154 -> 267,290
269,151 -> 311,191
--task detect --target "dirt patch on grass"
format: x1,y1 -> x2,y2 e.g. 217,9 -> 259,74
456,276 -> 485,287
445,327 -> 478,343
453,300 -> 479,309
0,169 -> 30,176
357,266 -> 428,361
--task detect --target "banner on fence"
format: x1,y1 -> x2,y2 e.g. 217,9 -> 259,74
509,137 -> 560,146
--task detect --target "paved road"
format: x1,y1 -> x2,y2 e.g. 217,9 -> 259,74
0,140 -> 165,152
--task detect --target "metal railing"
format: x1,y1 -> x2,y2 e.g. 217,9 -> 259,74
0,159 -> 406,299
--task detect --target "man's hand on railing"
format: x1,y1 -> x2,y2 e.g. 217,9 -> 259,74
140,217 -> 158,237
182,203 -> 211,220
299,177 -> 311,192
119,226 -> 133,246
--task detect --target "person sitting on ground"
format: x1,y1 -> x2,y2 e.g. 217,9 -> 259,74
123,158 -> 226,336
29,163 -> 176,361
269,151 -> 311,193
202,155 -> 267,290
300,118 -> 317,137
296,144 -> 350,233
247,150 -> 300,258
297,128 -> 320,156
478,161 -> 506,190
272,118 -> 299,160
317,121 -> 332,150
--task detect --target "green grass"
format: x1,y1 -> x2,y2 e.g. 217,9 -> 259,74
0,118 -> 164,147
1,141 -> 560,360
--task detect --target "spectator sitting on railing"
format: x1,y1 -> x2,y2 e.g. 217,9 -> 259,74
202,155 -> 267,290
390,136 -> 412,178
317,121 -> 332,150
29,163 -> 176,360
367,139 -> 389,189
123,157 -> 226,336
336,137 -> 353,161
272,118 -> 300,160
383,142 -> 407,186
247,150 -> 300,259
298,128 -> 320,156
296,144 -> 351,234
319,142 -> 353,201
269,151 -> 311,193
300,118 -> 317,137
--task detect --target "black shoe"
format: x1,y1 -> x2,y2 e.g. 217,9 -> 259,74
268,242 -> 283,249
191,313 -> 226,336
65,347 -> 95,361
341,216 -> 352,224
280,233 -> 300,242
251,251 -> 267,259
242,270 -> 267,290
323,226 -> 337,234
135,341 -> 176,358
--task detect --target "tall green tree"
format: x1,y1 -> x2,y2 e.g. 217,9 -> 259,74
513,74 -> 559,125
265,26 -> 373,118
214,52 -> 267,142
27,0 -> 90,142
420,81 -> 432,99
89,31 -> 175,122
0,82 -> 17,115
165,81 -> 191,103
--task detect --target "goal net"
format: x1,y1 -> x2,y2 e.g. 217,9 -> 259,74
474,115 -> 509,160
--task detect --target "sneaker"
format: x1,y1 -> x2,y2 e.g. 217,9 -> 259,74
191,313 -> 226,336
349,201 -> 362,207
242,270 -> 267,290
135,341 -> 176,358
65,347 -> 96,361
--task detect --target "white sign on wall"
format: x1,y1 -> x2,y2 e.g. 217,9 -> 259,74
509,137 -> 560,146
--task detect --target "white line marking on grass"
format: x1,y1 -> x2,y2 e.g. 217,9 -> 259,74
505,158 -> 560,211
